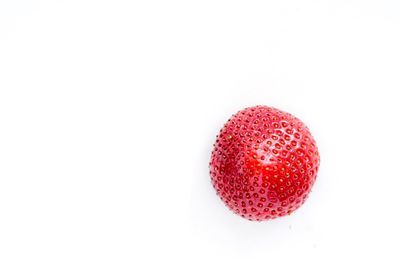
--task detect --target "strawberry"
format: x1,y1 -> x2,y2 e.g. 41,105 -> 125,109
209,106 -> 320,221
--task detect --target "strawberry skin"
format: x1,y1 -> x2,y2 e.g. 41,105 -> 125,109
209,106 -> 320,221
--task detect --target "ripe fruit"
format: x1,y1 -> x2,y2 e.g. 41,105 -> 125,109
209,106 -> 319,221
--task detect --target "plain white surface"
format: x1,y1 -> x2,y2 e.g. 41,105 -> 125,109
1,1 -> 400,266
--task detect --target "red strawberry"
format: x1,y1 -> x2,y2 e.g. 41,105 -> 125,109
209,106 -> 319,221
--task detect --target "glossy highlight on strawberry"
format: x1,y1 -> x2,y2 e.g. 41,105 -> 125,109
209,106 -> 320,221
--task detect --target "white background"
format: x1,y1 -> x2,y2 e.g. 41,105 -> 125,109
1,1 -> 400,266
